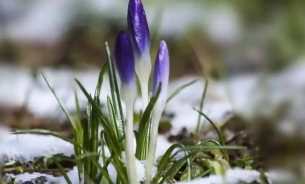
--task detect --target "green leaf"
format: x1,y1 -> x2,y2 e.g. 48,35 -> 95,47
76,153 -> 114,184
105,42 -> 124,141
194,109 -> 229,161
136,84 -> 161,160
154,143 -> 190,183
166,79 -> 198,103
53,157 -> 72,184
111,160 -> 128,184
74,91 -> 84,181
75,79 -> 122,155
13,129 -> 76,145
195,78 -> 208,137
180,162 -> 213,180
40,71 -> 79,135
107,97 -> 119,141
74,90 -> 83,139
199,139 -> 227,160
159,151 -> 198,184
100,131 -> 107,167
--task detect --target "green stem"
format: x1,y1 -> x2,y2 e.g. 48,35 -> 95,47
125,107 -> 138,184
144,108 -> 163,184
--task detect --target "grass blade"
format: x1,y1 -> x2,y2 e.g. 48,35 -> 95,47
154,143 -> 190,183
194,78 -> 208,137
111,160 -> 128,184
74,90 -> 83,136
159,151 -> 198,184
107,96 -> 119,142
136,84 -> 161,160
194,109 -> 229,161
76,153 -> 114,184
75,79 -> 122,155
13,129 -> 76,145
53,157 -> 72,184
40,71 -> 78,135
105,42 -> 124,141
166,79 -> 198,103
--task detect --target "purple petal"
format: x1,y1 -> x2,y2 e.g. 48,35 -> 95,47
114,31 -> 135,85
127,0 -> 150,58
152,41 -> 169,98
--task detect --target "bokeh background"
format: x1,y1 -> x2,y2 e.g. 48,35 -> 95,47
1,0 -> 305,182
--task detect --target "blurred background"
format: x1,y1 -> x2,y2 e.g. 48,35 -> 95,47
1,0 -> 305,182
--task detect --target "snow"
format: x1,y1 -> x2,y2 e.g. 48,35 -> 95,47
1,134 -> 74,163
4,167 -> 271,184
0,133 -> 170,183
176,168 -> 266,184
1,0 -> 240,44
2,61 -> 305,136
2,59 -> 305,183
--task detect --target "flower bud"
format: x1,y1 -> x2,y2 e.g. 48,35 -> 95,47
114,31 -> 136,86
152,41 -> 169,104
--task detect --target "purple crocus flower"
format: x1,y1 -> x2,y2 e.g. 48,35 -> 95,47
152,41 -> 169,102
127,0 -> 151,109
127,0 -> 150,59
114,31 -> 135,86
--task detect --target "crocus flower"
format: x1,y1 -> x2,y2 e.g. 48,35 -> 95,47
145,40 -> 169,184
128,0 -> 151,109
127,0 -> 150,60
152,40 -> 170,104
114,31 -> 139,184
114,31 -> 136,88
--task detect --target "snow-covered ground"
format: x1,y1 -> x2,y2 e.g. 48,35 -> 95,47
1,61 -> 305,183
2,59 -> 305,183
0,0 -> 240,44
2,60 -> 305,135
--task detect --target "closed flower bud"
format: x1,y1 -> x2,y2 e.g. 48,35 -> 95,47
152,40 -> 169,104
127,0 -> 150,59
114,31 -> 136,87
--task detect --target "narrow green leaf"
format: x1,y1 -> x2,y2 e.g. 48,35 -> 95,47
74,92 -> 83,182
166,79 -> 198,103
136,84 -> 161,160
194,109 -> 229,161
53,157 -> 72,184
100,131 -> 107,167
90,94 -> 100,180
96,63 -> 108,98
13,129 -> 76,145
107,96 -> 120,141
105,42 -> 124,140
40,71 -> 79,135
154,143 -> 191,183
76,153 -> 114,184
103,129 -> 121,158
74,90 -> 83,137
193,166 -> 213,179
82,102 -> 88,179
159,151 -> 198,184
75,79 -> 122,155
111,160 -> 128,184
84,100 -> 92,180
195,78 -> 208,137
174,145 -> 245,155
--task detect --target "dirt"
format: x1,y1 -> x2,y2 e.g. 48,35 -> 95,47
0,107 -> 74,138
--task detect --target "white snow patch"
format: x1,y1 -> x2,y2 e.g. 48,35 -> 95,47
176,168 -> 267,184
2,0 -> 241,43
1,133 -> 74,163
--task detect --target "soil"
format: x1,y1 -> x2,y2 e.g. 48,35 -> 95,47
0,107 -> 74,138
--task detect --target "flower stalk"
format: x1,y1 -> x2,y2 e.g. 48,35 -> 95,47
114,32 -> 139,184
122,86 -> 138,184
128,0 -> 151,110
145,41 -> 169,184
